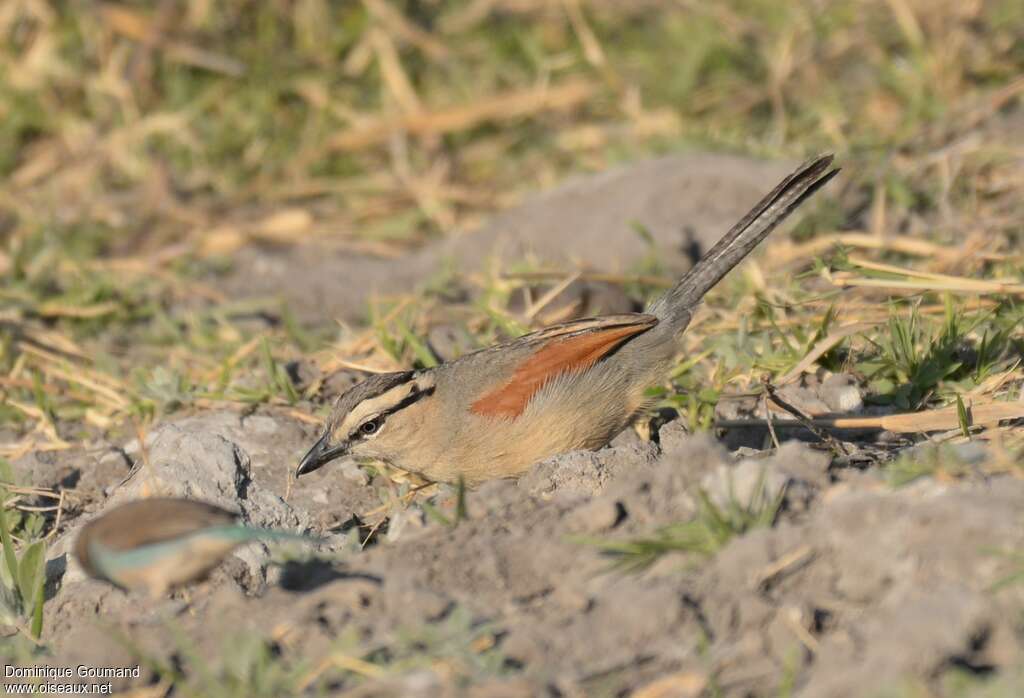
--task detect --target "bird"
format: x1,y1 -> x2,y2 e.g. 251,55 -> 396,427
297,155 -> 839,486
73,497 -> 316,598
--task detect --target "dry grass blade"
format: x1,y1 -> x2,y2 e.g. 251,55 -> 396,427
719,402 -> 1024,434
327,79 -> 595,151
831,275 -> 1024,295
523,272 -> 582,321
874,403 -> 1024,433
966,362 -> 1022,400
100,3 -> 245,76
562,0 -> 607,69
34,301 -> 122,319
362,0 -> 450,60
295,651 -> 385,693
0,376 -> 94,404
778,322 -> 875,384
502,270 -> 673,287
5,401 -> 66,445
370,27 -> 423,114
630,671 -> 709,698
0,441 -> 72,460
828,254 -> 1024,294
773,232 -> 1013,264
19,360 -> 130,413
753,544 -> 815,590
848,256 -> 1021,283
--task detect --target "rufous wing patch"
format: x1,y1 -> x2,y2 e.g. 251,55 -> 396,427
470,320 -> 654,418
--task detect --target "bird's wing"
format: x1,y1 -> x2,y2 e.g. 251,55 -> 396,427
470,313 -> 658,418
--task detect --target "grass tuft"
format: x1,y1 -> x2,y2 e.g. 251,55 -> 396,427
579,473 -> 784,572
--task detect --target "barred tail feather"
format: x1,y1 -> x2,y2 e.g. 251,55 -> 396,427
649,154 -> 839,322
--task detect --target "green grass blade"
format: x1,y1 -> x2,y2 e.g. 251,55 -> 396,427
956,394 -> 971,439
16,541 -> 43,613
455,477 -> 467,523
0,507 -> 19,591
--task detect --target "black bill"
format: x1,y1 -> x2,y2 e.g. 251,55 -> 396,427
296,432 -> 348,476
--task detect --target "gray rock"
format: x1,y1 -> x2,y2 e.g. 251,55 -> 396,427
427,324 -> 478,362
700,457 -> 789,513
115,418 -> 307,530
219,153 -> 798,323
54,413 -> 313,593
769,440 -> 831,489
821,373 -> 864,413
519,439 -> 659,499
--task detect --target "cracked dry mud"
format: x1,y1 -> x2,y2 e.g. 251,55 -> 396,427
12,153 -> 1024,697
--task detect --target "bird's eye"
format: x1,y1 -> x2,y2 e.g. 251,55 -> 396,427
360,418 -> 380,435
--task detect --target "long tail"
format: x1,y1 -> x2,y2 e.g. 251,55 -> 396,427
648,154 -> 839,324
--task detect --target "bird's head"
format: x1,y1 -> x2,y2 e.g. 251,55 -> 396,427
296,370 -> 436,477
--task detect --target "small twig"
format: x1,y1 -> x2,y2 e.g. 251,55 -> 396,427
753,544 -> 815,591
0,483 -> 63,500
284,468 -> 294,504
130,420 -> 161,496
501,269 -> 672,288
761,391 -> 781,451
761,378 -> 851,457
781,606 -> 821,655
12,619 -> 45,647
46,489 -> 66,541
295,650 -> 384,693
523,271 -> 581,321
7,504 -> 61,513
359,483 -> 435,520
360,517 -> 386,549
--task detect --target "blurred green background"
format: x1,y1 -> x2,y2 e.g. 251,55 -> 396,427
3,0 -> 1021,242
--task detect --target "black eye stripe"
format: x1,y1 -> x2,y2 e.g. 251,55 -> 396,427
348,383 -> 435,441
